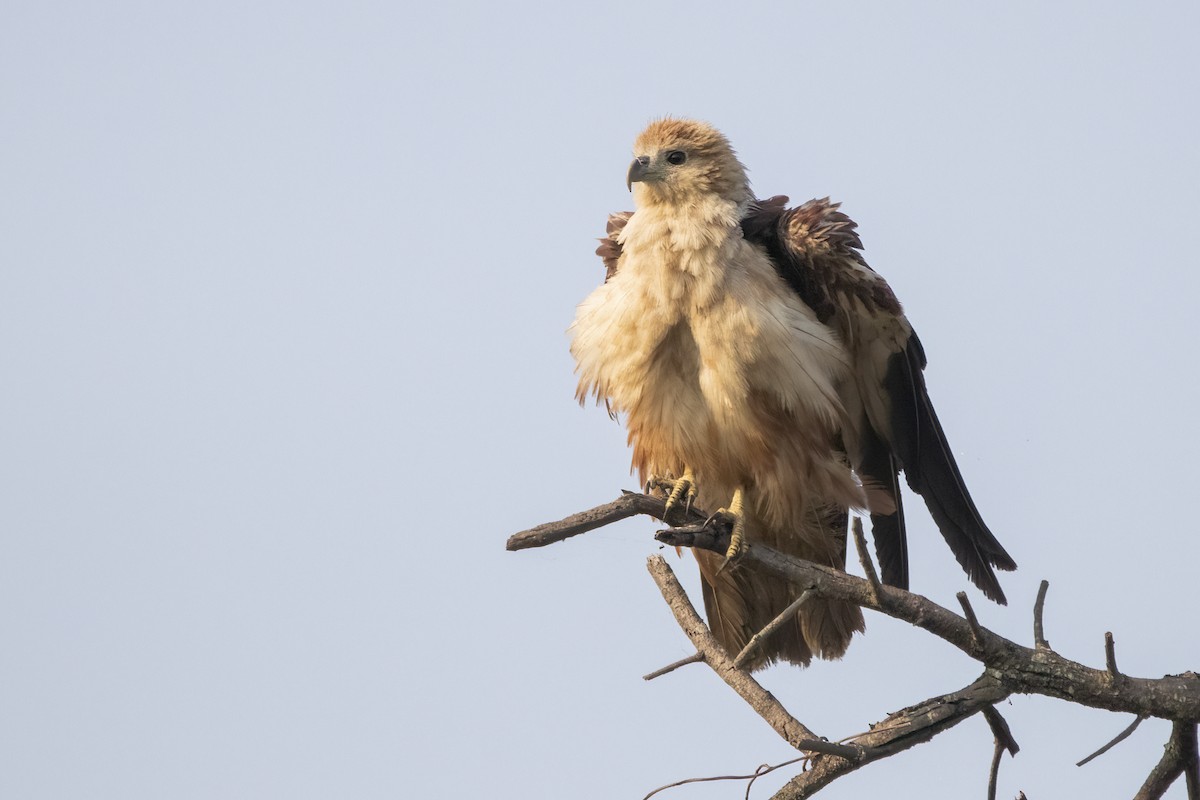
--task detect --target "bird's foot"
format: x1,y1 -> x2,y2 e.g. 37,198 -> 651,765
647,468 -> 697,523
711,487 -> 746,575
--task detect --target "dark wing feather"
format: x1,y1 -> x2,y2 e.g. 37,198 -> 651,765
883,331 -> 1017,601
857,425 -> 909,590
743,196 -> 1016,604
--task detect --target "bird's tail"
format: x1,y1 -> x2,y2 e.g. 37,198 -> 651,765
694,504 -> 863,670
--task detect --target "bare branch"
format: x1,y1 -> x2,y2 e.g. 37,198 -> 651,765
645,555 -> 861,760
643,653 -> 704,681
641,760 -> 802,800
1033,580 -> 1050,650
511,493 -> 1200,797
734,590 -> 815,669
1182,723 -> 1200,800
1135,721 -> 1199,800
1106,631 -> 1121,681
1077,715 -> 1146,767
514,494 -> 1200,722
506,492 -> 703,551
769,673 -> 1011,799
982,705 -> 1020,755
988,738 -> 1005,800
849,517 -> 881,606
957,591 -> 984,653
981,707 -> 1019,800
657,514 -> 1200,723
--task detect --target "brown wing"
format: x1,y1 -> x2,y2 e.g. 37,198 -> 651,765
743,196 -> 1017,604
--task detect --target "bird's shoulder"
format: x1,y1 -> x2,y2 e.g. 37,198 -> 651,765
741,195 -> 902,326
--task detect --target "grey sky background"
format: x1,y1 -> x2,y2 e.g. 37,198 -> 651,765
3,2 -> 1198,798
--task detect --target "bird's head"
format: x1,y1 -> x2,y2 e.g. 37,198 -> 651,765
627,118 -> 751,208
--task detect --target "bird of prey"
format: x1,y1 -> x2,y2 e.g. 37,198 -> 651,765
569,118 -> 1016,670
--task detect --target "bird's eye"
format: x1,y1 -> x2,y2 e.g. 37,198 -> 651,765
665,150 -> 687,165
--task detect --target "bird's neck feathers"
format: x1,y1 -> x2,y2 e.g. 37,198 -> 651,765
629,190 -> 746,233
618,191 -> 749,307
629,161 -> 753,244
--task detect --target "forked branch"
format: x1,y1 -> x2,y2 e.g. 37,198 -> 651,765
510,493 -> 1200,797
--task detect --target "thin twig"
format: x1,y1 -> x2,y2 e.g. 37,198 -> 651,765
850,517 -> 881,606
958,592 -> 984,652
643,653 -> 704,681
645,555 -> 859,758
641,758 -> 807,800
734,590 -> 815,669
1106,632 -> 1121,681
1033,580 -> 1050,650
744,761 -> 789,800
988,738 -> 1005,800
1077,715 -> 1147,767
982,706 -> 1019,800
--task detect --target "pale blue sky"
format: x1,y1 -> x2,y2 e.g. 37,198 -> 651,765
2,2 -> 1198,798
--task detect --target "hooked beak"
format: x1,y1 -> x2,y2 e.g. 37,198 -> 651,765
626,156 -> 651,191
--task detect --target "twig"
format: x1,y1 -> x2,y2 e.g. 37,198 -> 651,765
1134,721 -> 1199,800
981,706 -> 1019,800
734,590 -> 815,669
988,739 -> 1005,800
506,492 -> 704,551
645,555 -> 858,757
850,517 -> 881,606
957,592 -> 984,653
1033,580 -> 1050,650
643,653 -> 704,681
982,706 -> 1020,756
1105,632 -> 1121,681
641,756 -> 809,800
745,760 -> 791,800
1077,715 -> 1147,767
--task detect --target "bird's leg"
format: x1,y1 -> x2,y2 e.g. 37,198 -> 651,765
711,487 -> 747,573
647,468 -> 697,522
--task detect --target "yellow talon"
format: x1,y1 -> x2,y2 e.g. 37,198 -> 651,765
649,468 -> 697,522
665,467 -> 697,515
715,487 -> 747,574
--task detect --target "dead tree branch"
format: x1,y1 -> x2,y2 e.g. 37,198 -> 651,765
651,509 -> 1200,724
506,492 -> 695,550
646,554 -> 854,758
1077,716 -> 1147,767
510,493 -> 1200,796
1133,721 -> 1199,800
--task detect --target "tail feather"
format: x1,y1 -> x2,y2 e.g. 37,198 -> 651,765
693,504 -> 864,671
